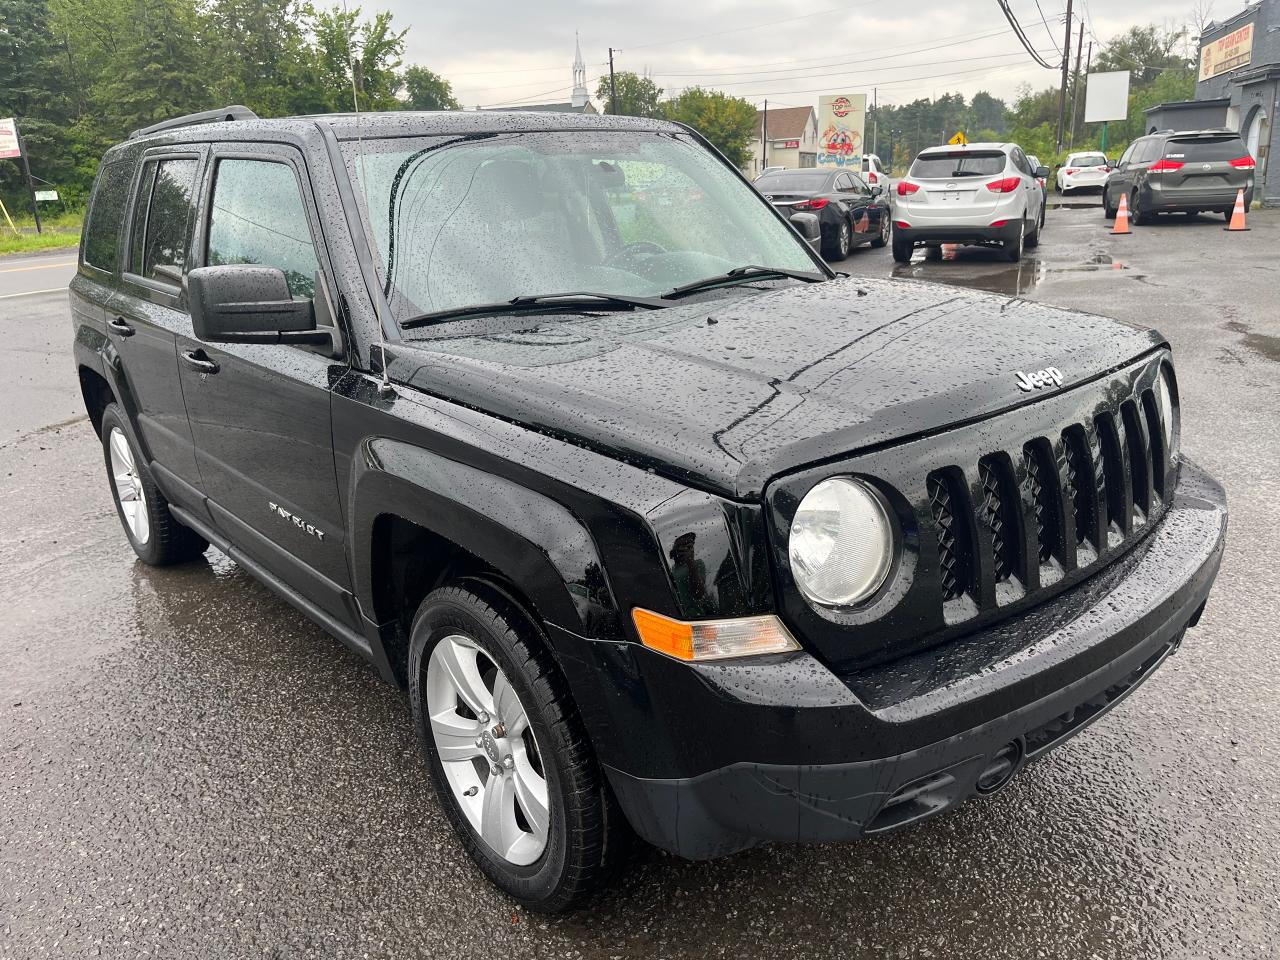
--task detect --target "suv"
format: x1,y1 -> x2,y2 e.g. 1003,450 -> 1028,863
1103,129 -> 1255,222
892,142 -> 1048,263
71,107 -> 1226,912
860,152 -> 891,187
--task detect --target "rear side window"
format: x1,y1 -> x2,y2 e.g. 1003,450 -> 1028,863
129,157 -> 200,285
1165,135 -> 1247,161
910,151 -> 1006,178
83,161 -> 134,272
206,159 -> 320,299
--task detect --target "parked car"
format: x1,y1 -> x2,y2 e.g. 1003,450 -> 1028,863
754,165 -> 785,180
1056,151 -> 1110,193
72,106 -> 1225,912
1027,153 -> 1050,208
754,167 -> 890,259
861,152 -> 891,188
1103,129 -> 1255,223
891,142 -> 1048,263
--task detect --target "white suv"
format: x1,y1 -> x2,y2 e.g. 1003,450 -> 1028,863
860,153 -> 891,188
891,142 -> 1047,263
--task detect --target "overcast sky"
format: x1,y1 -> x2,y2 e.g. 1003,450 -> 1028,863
389,0 -> 1210,112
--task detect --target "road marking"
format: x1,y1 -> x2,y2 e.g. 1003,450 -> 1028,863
0,287 -> 66,300
0,259 -> 76,274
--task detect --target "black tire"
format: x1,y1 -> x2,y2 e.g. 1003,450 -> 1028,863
891,234 -> 913,263
823,219 -> 851,260
1004,218 -> 1025,262
408,583 -> 625,912
1103,188 -> 1117,220
870,211 -> 890,248
1026,208 -> 1041,249
100,403 -> 208,565
1131,190 -> 1152,225
1223,209 -> 1233,222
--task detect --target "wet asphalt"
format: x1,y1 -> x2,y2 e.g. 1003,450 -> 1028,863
2,201 -> 1279,959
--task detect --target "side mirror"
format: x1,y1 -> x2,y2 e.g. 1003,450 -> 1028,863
188,265 -> 326,346
789,211 -> 822,251
1034,165 -> 1050,179
1108,158 -> 1118,169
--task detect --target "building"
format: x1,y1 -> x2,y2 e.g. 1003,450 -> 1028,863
1145,0 -> 1278,205
744,106 -> 818,178
482,37 -> 598,115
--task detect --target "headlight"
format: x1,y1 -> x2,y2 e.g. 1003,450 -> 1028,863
789,477 -> 894,607
1157,365 -> 1178,457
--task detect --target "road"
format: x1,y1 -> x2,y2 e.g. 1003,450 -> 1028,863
2,205 -> 1278,959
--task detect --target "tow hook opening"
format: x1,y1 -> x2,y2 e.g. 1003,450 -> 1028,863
976,738 -> 1025,795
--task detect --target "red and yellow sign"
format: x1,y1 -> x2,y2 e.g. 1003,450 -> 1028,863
0,119 -> 21,160
1199,23 -> 1253,81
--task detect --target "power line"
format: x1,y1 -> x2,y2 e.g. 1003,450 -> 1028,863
626,0 -> 879,51
1031,0 -> 1063,55
996,0 -> 1060,69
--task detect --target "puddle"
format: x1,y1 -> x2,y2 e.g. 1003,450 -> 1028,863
891,246 -> 1137,297
1224,319 -> 1280,362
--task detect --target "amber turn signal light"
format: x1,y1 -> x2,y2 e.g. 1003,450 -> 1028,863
630,608 -> 802,662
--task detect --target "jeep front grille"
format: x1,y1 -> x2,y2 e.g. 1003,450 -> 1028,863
928,385 -> 1169,619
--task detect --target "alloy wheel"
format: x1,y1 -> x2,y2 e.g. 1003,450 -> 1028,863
426,634 -> 550,866
108,427 -> 150,545
839,221 -> 851,257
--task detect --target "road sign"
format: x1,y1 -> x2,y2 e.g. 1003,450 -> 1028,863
948,131 -> 968,146
35,190 -> 58,202
0,119 -> 20,160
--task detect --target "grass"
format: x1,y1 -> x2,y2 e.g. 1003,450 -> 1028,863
0,209 -> 82,256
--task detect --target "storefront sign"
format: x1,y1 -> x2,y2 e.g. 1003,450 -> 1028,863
773,139 -> 800,149
1199,23 -> 1253,81
817,94 -> 866,168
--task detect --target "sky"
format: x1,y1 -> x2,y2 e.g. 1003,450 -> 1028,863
388,0 -> 1213,112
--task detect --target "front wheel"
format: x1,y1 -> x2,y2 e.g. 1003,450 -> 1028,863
871,211 -> 890,248
1103,188 -> 1117,220
409,584 -> 625,912
1026,208 -> 1041,248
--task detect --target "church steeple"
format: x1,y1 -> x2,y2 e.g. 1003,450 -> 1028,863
571,33 -> 588,108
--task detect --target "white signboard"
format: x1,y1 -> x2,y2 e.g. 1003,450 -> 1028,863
0,118 -> 20,160
817,94 -> 867,168
35,190 -> 59,202
1084,72 -> 1131,124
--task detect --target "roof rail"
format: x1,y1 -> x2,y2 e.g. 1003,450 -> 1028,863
129,105 -> 258,140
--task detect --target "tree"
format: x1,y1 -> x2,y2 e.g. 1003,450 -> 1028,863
661,87 -> 756,167
401,65 -> 459,111
1093,25 -> 1191,86
970,92 -> 1008,136
595,71 -> 662,118
311,6 -> 405,112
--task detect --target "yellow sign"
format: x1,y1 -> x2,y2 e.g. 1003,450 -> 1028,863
1199,23 -> 1253,81
948,131 -> 968,146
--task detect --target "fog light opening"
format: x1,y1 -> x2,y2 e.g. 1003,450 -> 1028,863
976,738 -> 1025,795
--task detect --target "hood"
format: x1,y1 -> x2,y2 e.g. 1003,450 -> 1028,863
388,277 -> 1163,499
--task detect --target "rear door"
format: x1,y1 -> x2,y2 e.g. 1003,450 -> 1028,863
176,143 -> 353,620
1160,133 -> 1253,199
112,148 -> 207,508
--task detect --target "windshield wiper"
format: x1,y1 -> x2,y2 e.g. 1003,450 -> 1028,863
663,265 -> 826,301
400,291 -> 667,329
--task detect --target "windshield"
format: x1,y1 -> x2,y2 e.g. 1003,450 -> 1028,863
341,131 -> 817,323
1068,154 -> 1107,167
910,151 -> 1007,178
756,172 -> 830,192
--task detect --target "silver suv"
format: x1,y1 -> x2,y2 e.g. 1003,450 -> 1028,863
892,142 -> 1047,263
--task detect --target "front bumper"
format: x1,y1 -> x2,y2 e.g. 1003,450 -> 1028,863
568,460 -> 1225,859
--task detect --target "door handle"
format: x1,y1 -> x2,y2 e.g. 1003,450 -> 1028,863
107,316 -> 135,337
181,349 -> 220,375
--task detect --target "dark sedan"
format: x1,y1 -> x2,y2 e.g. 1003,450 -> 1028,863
754,168 -> 890,260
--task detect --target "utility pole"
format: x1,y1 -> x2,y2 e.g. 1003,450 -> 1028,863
16,123 -> 41,234
1055,0 -> 1074,152
872,87 -> 878,156
761,98 -> 768,173
608,47 -> 618,115
1070,35 -> 1091,149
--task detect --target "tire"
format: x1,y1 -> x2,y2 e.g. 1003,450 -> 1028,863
1223,209 -> 1233,222
1026,207 -> 1041,248
408,583 -> 625,912
100,404 -> 208,565
1131,190 -> 1152,225
823,219 -> 851,260
891,234 -> 913,263
1004,218 -> 1025,262
871,212 -> 889,248
1103,188 -> 1116,220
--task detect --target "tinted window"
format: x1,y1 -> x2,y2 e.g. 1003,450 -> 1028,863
1067,153 -> 1107,167
83,161 -> 133,272
130,158 -> 199,284
756,172 -> 830,191
1134,140 -> 1159,164
1118,143 -> 1136,166
910,151 -> 1006,178
207,159 -> 320,299
835,173 -> 853,191
1165,134 -> 1248,161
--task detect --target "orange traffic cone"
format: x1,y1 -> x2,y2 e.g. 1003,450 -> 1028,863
1111,192 -> 1132,235
1224,188 -> 1250,231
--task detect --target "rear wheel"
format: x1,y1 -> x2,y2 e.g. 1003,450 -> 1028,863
1004,218 -> 1025,262
1131,190 -> 1152,225
823,219 -> 851,260
891,234 -> 913,263
409,584 -> 625,912
100,404 -> 207,565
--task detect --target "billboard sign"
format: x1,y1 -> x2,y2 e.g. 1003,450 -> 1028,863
774,139 -> 800,149
1083,71 -> 1131,123
1199,23 -> 1253,81
817,94 -> 866,168
0,119 -> 21,160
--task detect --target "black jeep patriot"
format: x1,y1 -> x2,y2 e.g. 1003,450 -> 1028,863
70,106 -> 1227,911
